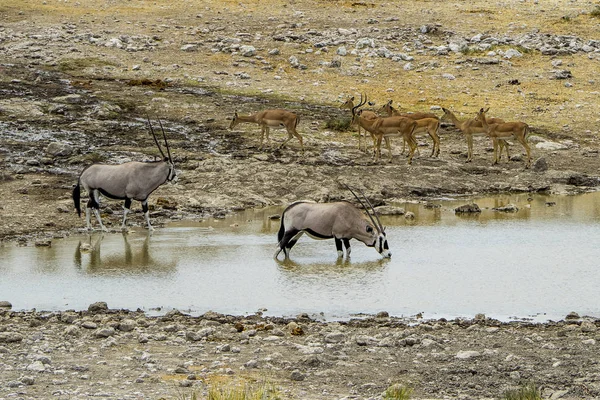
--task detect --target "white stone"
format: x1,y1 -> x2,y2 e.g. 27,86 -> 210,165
455,350 -> 481,359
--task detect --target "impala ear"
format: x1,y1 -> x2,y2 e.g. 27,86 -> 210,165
484,107 -> 490,113
479,108 -> 484,112
350,96 -> 354,101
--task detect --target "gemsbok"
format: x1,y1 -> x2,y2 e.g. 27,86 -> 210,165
441,107 -> 509,163
476,107 -> 531,168
351,95 -> 418,164
380,100 -> 440,157
274,185 -> 391,259
340,95 -> 378,152
229,109 -> 304,151
72,118 -> 177,231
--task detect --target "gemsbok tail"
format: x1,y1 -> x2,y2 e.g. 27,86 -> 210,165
72,180 -> 81,217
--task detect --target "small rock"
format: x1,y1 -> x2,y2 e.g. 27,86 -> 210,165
565,312 -> 580,320
118,319 -> 136,332
88,302 -> 109,312
455,350 -> 481,359
324,332 -> 345,343
455,203 -> 481,213
82,321 -> 98,329
552,70 -> 572,80
95,327 -> 116,338
239,45 -> 256,57
26,360 -> 46,372
442,73 -> 456,80
492,204 -> 519,213
0,301 -> 12,309
21,376 -> 35,385
580,321 -> 597,333
290,369 -> 306,381
181,44 -> 199,52
404,211 -> 415,220
532,157 -> 548,172
0,332 -> 23,343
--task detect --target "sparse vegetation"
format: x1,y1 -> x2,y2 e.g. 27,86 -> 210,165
325,117 -> 352,132
57,57 -> 118,73
384,383 -> 414,400
502,382 -> 542,400
591,6 -> 600,17
207,380 -> 281,400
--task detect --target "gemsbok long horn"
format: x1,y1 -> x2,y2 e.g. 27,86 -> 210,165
157,118 -> 172,161
343,183 -> 383,233
147,115 -> 166,159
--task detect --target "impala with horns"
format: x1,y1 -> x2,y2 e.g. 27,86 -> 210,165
476,107 -> 531,168
72,118 -> 177,232
229,109 -> 304,151
441,107 -> 509,163
274,186 -> 390,259
340,95 -> 378,152
352,95 -> 418,164
380,100 -> 441,157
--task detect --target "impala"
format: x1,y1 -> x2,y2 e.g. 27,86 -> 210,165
476,107 -> 531,168
352,95 -> 418,164
229,109 -> 304,151
441,107 -> 510,163
340,95 -> 378,152
379,100 -> 440,157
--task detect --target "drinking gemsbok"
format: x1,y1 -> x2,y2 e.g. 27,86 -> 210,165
72,118 -> 177,231
274,186 -> 391,259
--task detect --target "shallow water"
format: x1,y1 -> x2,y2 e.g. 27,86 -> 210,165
1,192 -> 599,321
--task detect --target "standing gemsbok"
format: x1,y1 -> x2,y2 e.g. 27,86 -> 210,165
229,109 -> 304,151
72,118 -> 177,231
274,186 -> 391,259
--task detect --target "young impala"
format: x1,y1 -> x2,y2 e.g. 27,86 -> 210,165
441,107 -> 510,163
229,109 -> 304,151
352,95 -> 418,164
477,107 -> 531,168
379,100 -> 440,157
340,95 -> 378,152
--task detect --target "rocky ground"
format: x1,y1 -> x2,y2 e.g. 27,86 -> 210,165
1,304 -> 599,400
1,0 -> 600,398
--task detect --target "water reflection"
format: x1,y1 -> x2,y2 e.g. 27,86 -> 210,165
275,254 -> 390,273
73,232 -> 176,274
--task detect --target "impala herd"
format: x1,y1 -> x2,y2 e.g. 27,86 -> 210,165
229,94 -> 532,168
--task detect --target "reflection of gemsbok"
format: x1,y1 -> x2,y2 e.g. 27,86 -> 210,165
73,232 -> 175,273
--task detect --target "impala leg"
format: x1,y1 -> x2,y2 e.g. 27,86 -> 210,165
385,136 -> 393,163
401,136 -> 406,155
466,135 -> 473,163
121,198 -> 132,231
519,138 -> 532,168
142,199 -> 154,231
433,130 -> 441,157
407,135 -> 417,165
492,138 -> 500,165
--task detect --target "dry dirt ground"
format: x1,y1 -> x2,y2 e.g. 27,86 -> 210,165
1,0 -> 600,399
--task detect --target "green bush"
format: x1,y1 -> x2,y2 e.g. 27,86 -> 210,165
502,382 -> 542,400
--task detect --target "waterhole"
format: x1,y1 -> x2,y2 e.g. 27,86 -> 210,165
1,192 -> 599,321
